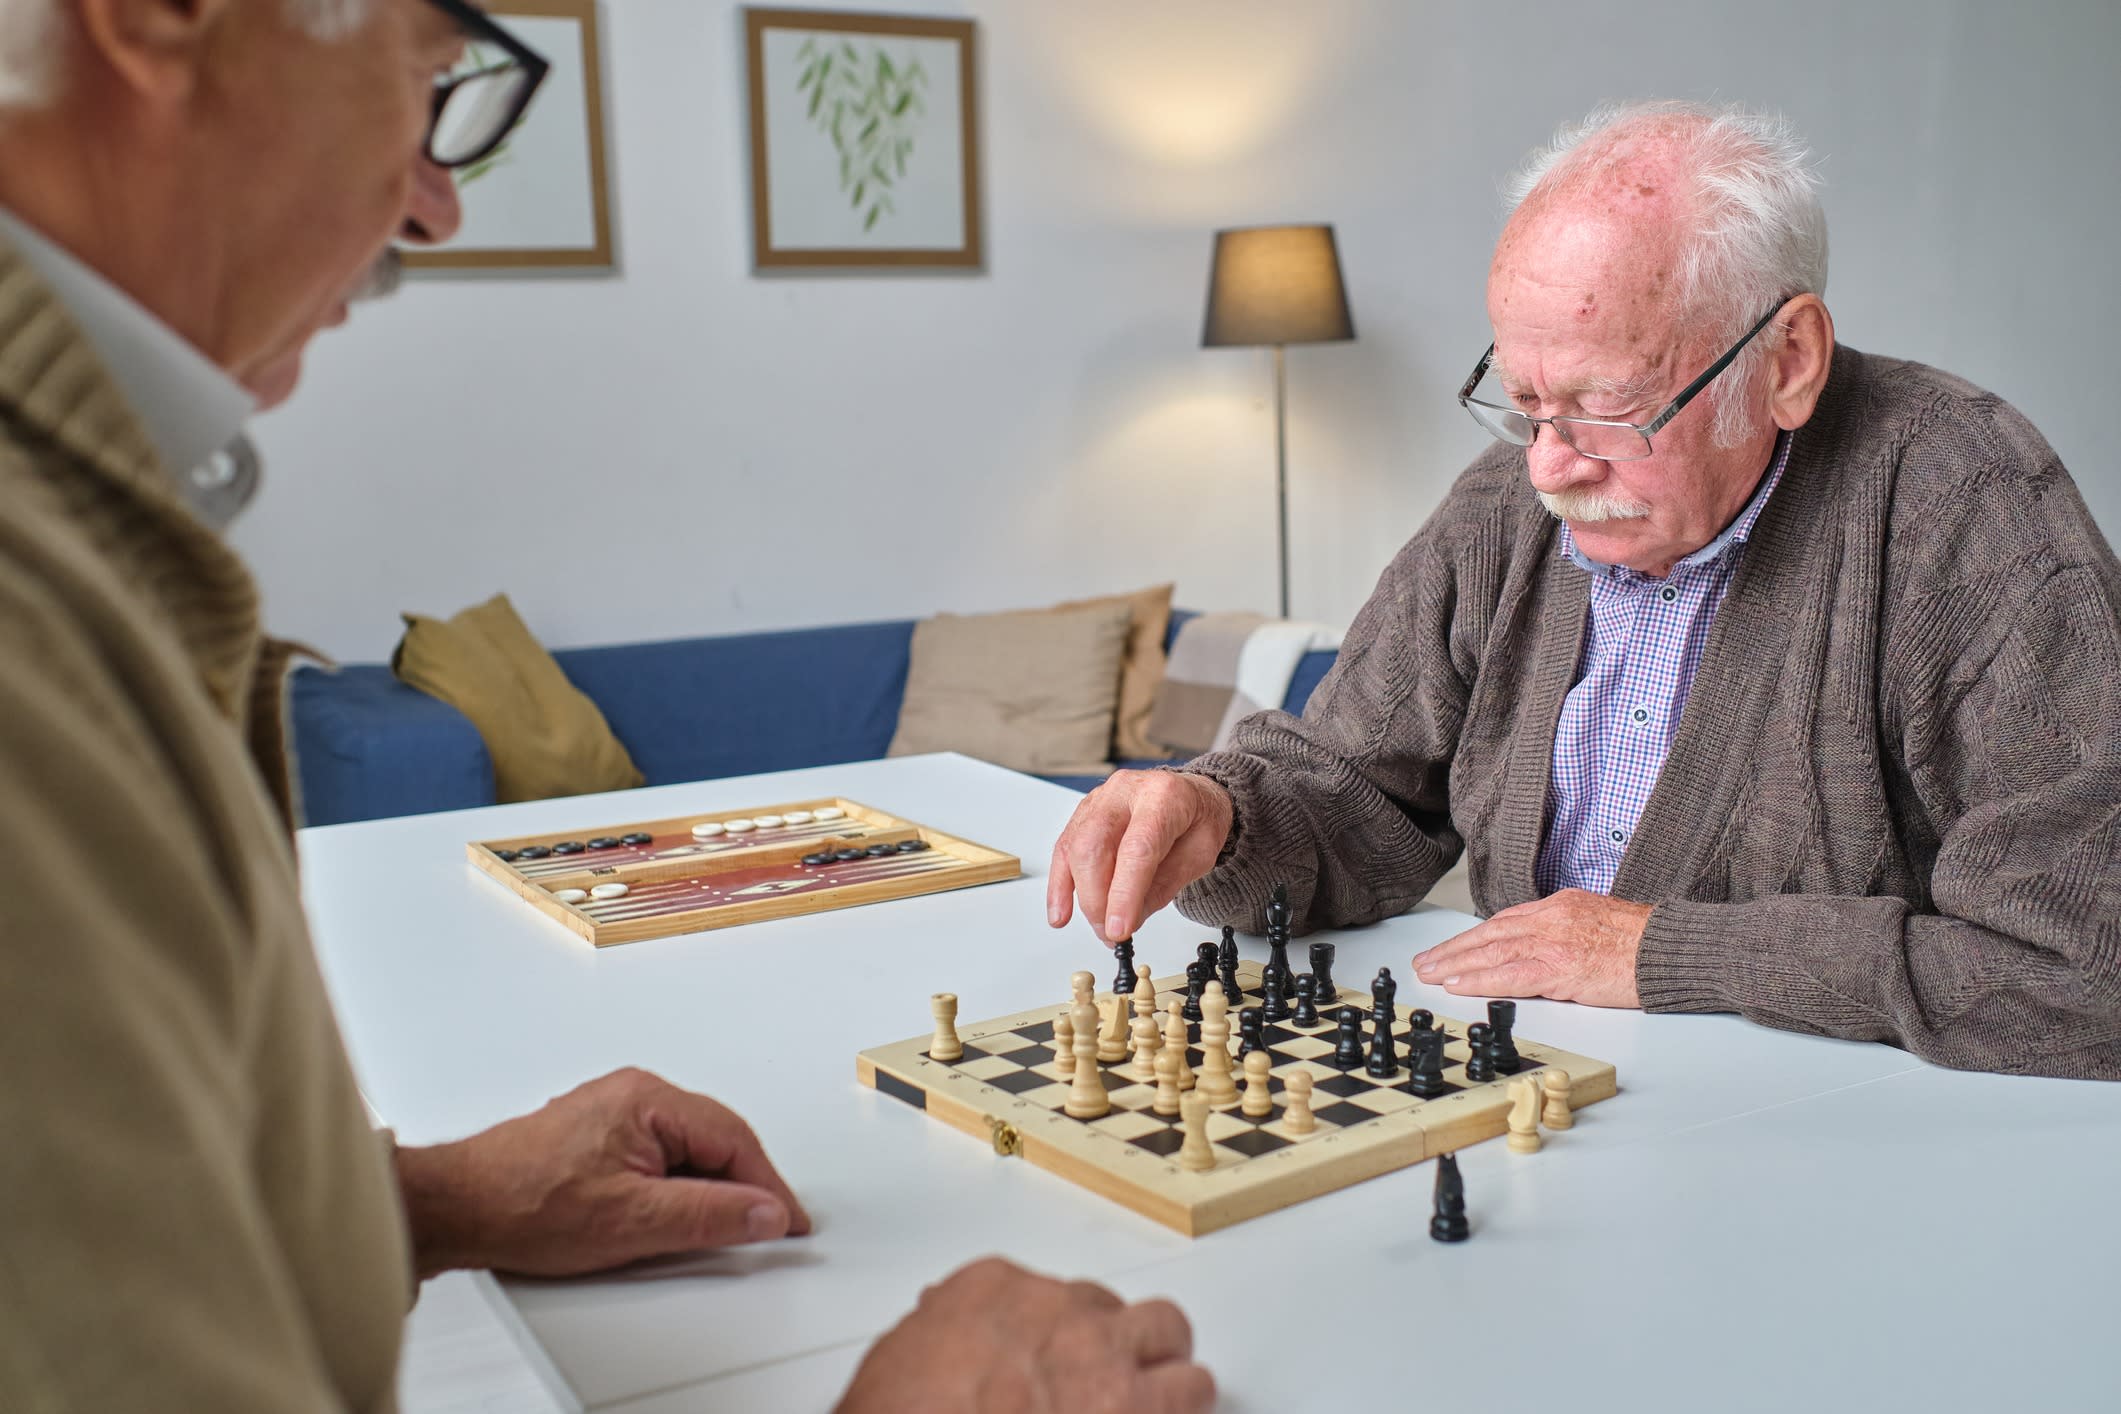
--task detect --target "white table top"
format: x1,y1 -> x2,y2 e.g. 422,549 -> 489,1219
301,754 -> 2121,1413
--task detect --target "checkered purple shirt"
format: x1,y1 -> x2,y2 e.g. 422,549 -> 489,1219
1534,433 -> 1793,896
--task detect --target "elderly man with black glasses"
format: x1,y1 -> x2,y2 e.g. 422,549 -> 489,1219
1051,100 -> 2121,1083
0,2 -> 1212,1411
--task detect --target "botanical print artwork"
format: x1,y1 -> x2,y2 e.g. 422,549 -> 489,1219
794,37 -> 929,234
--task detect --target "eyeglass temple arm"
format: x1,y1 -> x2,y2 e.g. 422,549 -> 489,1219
1640,303 -> 1785,437
1458,346 -> 1497,402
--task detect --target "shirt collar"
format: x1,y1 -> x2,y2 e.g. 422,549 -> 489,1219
1557,429 -> 1794,580
0,208 -> 254,519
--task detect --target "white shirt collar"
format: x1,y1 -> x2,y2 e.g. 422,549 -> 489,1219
0,207 -> 254,512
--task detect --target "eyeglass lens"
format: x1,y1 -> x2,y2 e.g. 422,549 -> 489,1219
1463,402 -> 1653,461
431,67 -> 533,166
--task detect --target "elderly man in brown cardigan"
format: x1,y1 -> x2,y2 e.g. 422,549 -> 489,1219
0,1 -> 1211,1410
1052,102 -> 2121,1082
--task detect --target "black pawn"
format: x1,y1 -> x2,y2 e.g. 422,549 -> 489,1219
1260,963 -> 1292,1023
1291,973 -> 1321,1027
1111,937 -> 1136,1000
1333,1006 -> 1364,1069
1196,940 -> 1220,974
1430,1153 -> 1470,1243
1237,1007 -> 1264,1059
1309,940 -> 1337,1003
1408,1029 -> 1449,1098
1486,999 -> 1522,1074
1365,1009 -> 1400,1078
1371,966 -> 1398,1020
1464,1022 -> 1495,1082
1182,963 -> 1207,1023
1408,1007 -> 1434,1035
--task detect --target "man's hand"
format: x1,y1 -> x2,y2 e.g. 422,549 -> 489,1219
1411,890 -> 1650,1007
1048,770 -> 1234,944
836,1257 -> 1214,1414
393,1069 -> 812,1279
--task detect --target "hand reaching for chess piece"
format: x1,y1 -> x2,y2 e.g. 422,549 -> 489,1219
837,1257 -> 1216,1414
1046,770 -> 1234,942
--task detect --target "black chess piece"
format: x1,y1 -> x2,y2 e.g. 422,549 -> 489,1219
1238,1006 -> 1264,1059
1365,1008 -> 1400,1078
1309,940 -> 1337,1003
1196,940 -> 1219,973
1407,1029 -> 1449,1098
1291,973 -> 1321,1027
1260,962 -> 1292,1022
1370,967 -> 1398,1027
1464,1021 -> 1495,1082
1486,999 -> 1522,1074
1112,937 -> 1137,1001
1219,925 -> 1239,974
1265,883 -> 1296,998
1333,1006 -> 1364,1069
1218,935 -> 1240,1006
1430,1153 -> 1470,1243
1182,963 -> 1207,1023
1408,1007 -> 1434,1035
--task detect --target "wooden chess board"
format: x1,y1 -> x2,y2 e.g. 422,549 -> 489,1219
858,959 -> 1616,1236
468,798 -> 1019,947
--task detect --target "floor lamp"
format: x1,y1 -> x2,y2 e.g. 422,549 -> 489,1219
1202,224 -> 1356,618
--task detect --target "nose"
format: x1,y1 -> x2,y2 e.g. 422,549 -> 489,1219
1523,425 -> 1606,495
400,157 -> 463,247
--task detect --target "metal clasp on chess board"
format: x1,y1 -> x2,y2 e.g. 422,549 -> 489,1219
987,1118 -> 1021,1157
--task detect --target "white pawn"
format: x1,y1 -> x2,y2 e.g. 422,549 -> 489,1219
1051,1008 -> 1076,1079
1064,1000 -> 1110,1119
1542,1067 -> 1575,1130
1506,1075 -> 1542,1153
1196,981 -> 1238,1108
1283,1070 -> 1316,1134
1162,1001 -> 1195,1091
1153,1044 -> 1182,1116
1241,1049 -> 1274,1118
1177,1090 -> 1215,1171
1070,969 -> 1095,1008
1129,1013 -> 1162,1083
1132,963 -> 1157,1025
928,992 -> 962,1061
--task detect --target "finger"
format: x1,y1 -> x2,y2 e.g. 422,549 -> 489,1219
1412,920 -> 1500,976
1442,959 -> 1549,998
1046,839 -> 1076,929
1122,1298 -> 1194,1365
1060,798 -> 1134,945
1103,801 -> 1190,940
655,1092 -> 813,1235
1141,1360 -> 1218,1414
634,1175 -> 796,1254
1062,1277 -> 1126,1312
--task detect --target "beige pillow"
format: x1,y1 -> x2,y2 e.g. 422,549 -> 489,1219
1049,583 -> 1177,761
393,593 -> 644,804
888,600 -> 1133,776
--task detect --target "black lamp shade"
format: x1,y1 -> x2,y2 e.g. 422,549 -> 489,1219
1202,224 -> 1356,348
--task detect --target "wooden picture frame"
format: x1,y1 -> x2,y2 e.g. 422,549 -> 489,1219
744,8 -> 983,269
405,0 -> 615,272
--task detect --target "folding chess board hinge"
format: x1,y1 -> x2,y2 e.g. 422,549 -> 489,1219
987,1117 -> 1022,1157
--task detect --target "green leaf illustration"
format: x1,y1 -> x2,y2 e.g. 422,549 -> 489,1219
789,33 -> 929,238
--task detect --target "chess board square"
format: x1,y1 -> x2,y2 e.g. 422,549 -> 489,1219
1274,1036 -> 1336,1061
1216,1128 -> 1293,1159
1105,1083 -> 1156,1110
953,1054 -> 1027,1081
1311,1100 -> 1381,1129
1343,1087 -> 1420,1116
1270,1058 -> 1342,1084
1312,1071 -> 1373,1098
1014,1021 -> 1055,1044
976,1032 -> 1036,1056
1202,1109 -> 1256,1143
1010,1081 -> 1071,1110
1009,1043 -> 1056,1069
1088,1110 -> 1167,1142
989,1069 -> 1060,1095
1260,1025 -> 1305,1047
938,1044 -> 989,1064
1129,1127 -> 1187,1157
1394,1079 -> 1463,1100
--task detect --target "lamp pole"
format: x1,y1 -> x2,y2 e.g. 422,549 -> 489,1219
1272,344 -> 1290,619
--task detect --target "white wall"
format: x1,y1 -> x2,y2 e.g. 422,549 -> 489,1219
238,0 -> 2121,661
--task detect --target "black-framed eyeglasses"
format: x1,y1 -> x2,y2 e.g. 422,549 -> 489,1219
420,0 -> 550,170
1457,301 -> 1786,462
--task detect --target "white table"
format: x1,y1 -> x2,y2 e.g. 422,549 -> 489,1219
300,754 -> 2121,1413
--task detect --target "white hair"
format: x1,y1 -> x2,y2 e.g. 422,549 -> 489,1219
1504,100 -> 1829,449
0,0 -> 374,108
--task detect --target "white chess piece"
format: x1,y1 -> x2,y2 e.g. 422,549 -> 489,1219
1283,1070 -> 1317,1134
1064,1000 -> 1110,1119
1197,982 -> 1238,1108
1129,1014 -> 1161,1083
1541,1067 -> 1574,1129
1096,994 -> 1129,1064
1241,1049 -> 1274,1118
1152,1044 -> 1182,1116
1070,970 -> 1095,1008
1507,1076 -> 1542,1153
928,992 -> 962,1061
1163,1001 -> 1194,1091
1177,1090 -> 1215,1171
1051,1008 -> 1076,1079
1132,963 -> 1157,1025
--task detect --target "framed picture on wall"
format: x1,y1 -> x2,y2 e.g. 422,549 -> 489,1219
404,0 -> 615,272
744,8 -> 983,270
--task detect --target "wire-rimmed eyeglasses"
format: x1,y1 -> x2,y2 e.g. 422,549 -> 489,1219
1457,302 -> 1785,462
421,0 -> 550,170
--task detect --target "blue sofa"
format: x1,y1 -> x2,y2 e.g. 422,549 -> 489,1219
289,611 -> 1338,827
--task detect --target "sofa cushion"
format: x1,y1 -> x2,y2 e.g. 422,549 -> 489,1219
290,665 -> 495,826
393,593 -> 643,804
888,601 -> 1132,776
1049,583 -> 1177,761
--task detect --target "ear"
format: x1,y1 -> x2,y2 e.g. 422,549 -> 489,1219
71,0 -> 234,102
1766,293 -> 1836,431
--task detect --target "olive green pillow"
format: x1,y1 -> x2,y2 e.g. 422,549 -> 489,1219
392,593 -> 643,804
